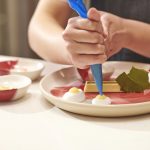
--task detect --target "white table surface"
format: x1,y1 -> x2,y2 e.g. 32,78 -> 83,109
0,56 -> 150,150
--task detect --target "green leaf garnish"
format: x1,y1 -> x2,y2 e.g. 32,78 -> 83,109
116,67 -> 150,92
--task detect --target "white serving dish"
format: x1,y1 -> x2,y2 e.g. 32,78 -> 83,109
0,75 -> 31,101
0,57 -> 44,80
40,61 -> 150,117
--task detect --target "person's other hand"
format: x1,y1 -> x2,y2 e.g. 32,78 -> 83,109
100,12 -> 129,58
63,8 -> 107,69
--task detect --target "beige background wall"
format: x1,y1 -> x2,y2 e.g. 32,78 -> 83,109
0,0 -> 91,58
0,0 -> 39,58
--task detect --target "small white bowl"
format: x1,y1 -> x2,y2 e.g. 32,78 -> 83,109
0,75 -> 31,101
0,57 -> 17,62
0,57 -> 44,80
10,59 -> 44,80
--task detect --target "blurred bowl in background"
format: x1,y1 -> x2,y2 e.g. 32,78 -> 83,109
0,57 -> 44,80
0,75 -> 31,101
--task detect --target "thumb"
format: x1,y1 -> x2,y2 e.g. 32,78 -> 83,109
87,8 -> 100,22
100,13 -> 109,36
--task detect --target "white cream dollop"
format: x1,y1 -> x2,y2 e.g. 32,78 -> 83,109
92,95 -> 111,105
62,87 -> 85,102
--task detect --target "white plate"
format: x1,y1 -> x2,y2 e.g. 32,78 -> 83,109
0,57 -> 44,80
0,75 -> 31,101
40,61 -> 150,117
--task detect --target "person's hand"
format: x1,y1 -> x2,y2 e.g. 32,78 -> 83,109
100,12 -> 129,58
63,8 -> 107,69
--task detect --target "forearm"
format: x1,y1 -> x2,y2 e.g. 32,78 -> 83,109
28,16 -> 70,64
124,19 -> 150,58
28,0 -> 72,64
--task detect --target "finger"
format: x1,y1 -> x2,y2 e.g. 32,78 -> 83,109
87,8 -> 104,33
71,54 -> 107,67
63,28 -> 104,44
75,19 -> 103,33
68,17 -> 103,33
68,42 -> 105,55
101,14 -> 109,36
88,8 -> 100,22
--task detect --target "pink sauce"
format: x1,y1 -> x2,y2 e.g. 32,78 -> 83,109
0,69 -> 10,76
0,60 -> 18,69
0,60 -> 18,76
50,80 -> 150,105
77,68 -> 90,81
0,89 -> 17,102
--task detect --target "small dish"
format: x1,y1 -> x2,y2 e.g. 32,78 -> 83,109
0,57 -> 44,80
0,75 -> 31,101
10,60 -> 44,80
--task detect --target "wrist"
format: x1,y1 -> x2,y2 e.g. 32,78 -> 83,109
121,18 -> 133,49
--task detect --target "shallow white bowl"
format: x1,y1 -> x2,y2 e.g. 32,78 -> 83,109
0,56 -> 44,80
0,75 -> 31,101
10,59 -> 44,80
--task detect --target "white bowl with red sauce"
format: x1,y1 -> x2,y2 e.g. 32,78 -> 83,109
0,75 -> 31,101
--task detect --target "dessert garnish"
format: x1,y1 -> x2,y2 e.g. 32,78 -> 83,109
116,67 -> 150,92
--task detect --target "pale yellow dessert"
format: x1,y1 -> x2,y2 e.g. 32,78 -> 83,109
84,81 -> 121,93
63,87 -> 85,102
92,94 -> 111,105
